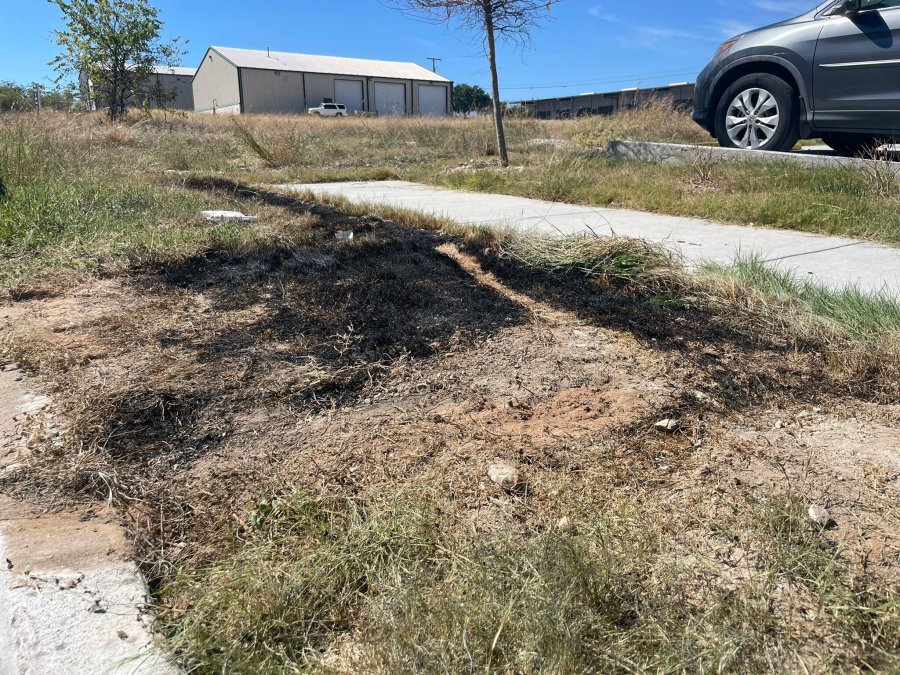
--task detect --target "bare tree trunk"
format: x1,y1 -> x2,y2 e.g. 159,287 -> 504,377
483,5 -> 509,167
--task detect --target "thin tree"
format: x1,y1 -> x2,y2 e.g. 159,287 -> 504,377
389,0 -> 561,166
49,0 -> 185,120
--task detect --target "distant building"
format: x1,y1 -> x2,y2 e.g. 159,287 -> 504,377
519,83 -> 695,119
79,66 -> 196,111
192,47 -> 452,116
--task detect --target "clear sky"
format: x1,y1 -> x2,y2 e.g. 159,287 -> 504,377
1,0 -> 815,100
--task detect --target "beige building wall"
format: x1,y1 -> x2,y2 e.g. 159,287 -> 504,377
241,69 -> 305,113
136,73 -> 194,110
193,49 -> 240,113
304,73 -> 337,109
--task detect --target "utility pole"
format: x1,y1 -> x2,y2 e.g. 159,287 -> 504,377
426,57 -> 442,73
33,85 -> 43,112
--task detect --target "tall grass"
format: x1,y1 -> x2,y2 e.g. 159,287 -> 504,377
229,114 -> 555,170
571,99 -> 712,148
501,233 -> 675,282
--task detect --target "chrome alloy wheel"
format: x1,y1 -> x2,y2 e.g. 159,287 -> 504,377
725,88 -> 780,149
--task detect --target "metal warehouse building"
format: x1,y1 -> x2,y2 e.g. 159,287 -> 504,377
192,47 -> 452,116
522,83 -> 695,119
135,66 -> 196,110
79,66 -> 196,111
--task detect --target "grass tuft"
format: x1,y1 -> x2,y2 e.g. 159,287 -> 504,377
703,255 -> 900,343
500,233 -> 676,282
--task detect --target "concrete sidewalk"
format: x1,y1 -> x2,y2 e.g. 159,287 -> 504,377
284,180 -> 900,296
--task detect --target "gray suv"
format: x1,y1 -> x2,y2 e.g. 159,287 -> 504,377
693,0 -> 900,154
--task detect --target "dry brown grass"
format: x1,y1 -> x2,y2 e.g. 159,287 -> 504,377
571,98 -> 712,148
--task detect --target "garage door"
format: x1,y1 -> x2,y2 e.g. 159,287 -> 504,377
419,85 -> 447,116
375,82 -> 406,116
334,80 -> 364,113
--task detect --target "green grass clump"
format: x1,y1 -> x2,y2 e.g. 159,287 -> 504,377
703,256 -> 900,343
500,234 -> 675,282
162,492 -> 444,673
0,180 -> 200,252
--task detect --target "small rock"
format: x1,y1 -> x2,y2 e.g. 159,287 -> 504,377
774,420 -> 785,430
654,419 -> 679,432
808,505 -> 833,526
488,461 -> 521,489
335,230 -> 354,241
555,516 -> 574,533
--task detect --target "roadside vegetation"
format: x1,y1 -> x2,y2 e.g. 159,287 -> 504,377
1,107 -> 900,673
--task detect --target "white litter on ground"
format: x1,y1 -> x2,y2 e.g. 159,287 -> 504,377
201,210 -> 259,223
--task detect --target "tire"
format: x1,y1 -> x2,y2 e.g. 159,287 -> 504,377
821,134 -> 882,157
715,73 -> 800,152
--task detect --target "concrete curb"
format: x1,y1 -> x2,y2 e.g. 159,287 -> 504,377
0,523 -> 175,675
605,140 -> 900,174
0,365 -> 177,675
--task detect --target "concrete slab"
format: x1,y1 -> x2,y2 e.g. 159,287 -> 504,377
0,364 -> 176,675
606,140 -> 900,174
283,180 -> 900,296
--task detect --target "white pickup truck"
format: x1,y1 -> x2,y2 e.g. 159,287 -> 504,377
308,103 -> 347,117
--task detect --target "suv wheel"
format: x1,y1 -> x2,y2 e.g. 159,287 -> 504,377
715,73 -> 799,152
821,134 -> 882,157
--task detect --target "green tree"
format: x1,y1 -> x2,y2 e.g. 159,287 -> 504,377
49,0 -> 185,120
389,0 -> 561,166
452,83 -> 492,114
0,82 -> 31,112
39,84 -> 78,111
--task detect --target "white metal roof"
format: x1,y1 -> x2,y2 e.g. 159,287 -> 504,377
209,47 -> 451,83
152,66 -> 196,77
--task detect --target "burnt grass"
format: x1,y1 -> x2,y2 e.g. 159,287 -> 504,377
3,184 -> 880,510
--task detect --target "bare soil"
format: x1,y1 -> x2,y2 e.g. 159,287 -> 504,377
0,198 -> 898,664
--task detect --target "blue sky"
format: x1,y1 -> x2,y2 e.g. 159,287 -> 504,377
1,0 -> 814,99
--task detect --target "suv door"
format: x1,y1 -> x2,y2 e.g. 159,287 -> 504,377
813,0 -> 900,131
